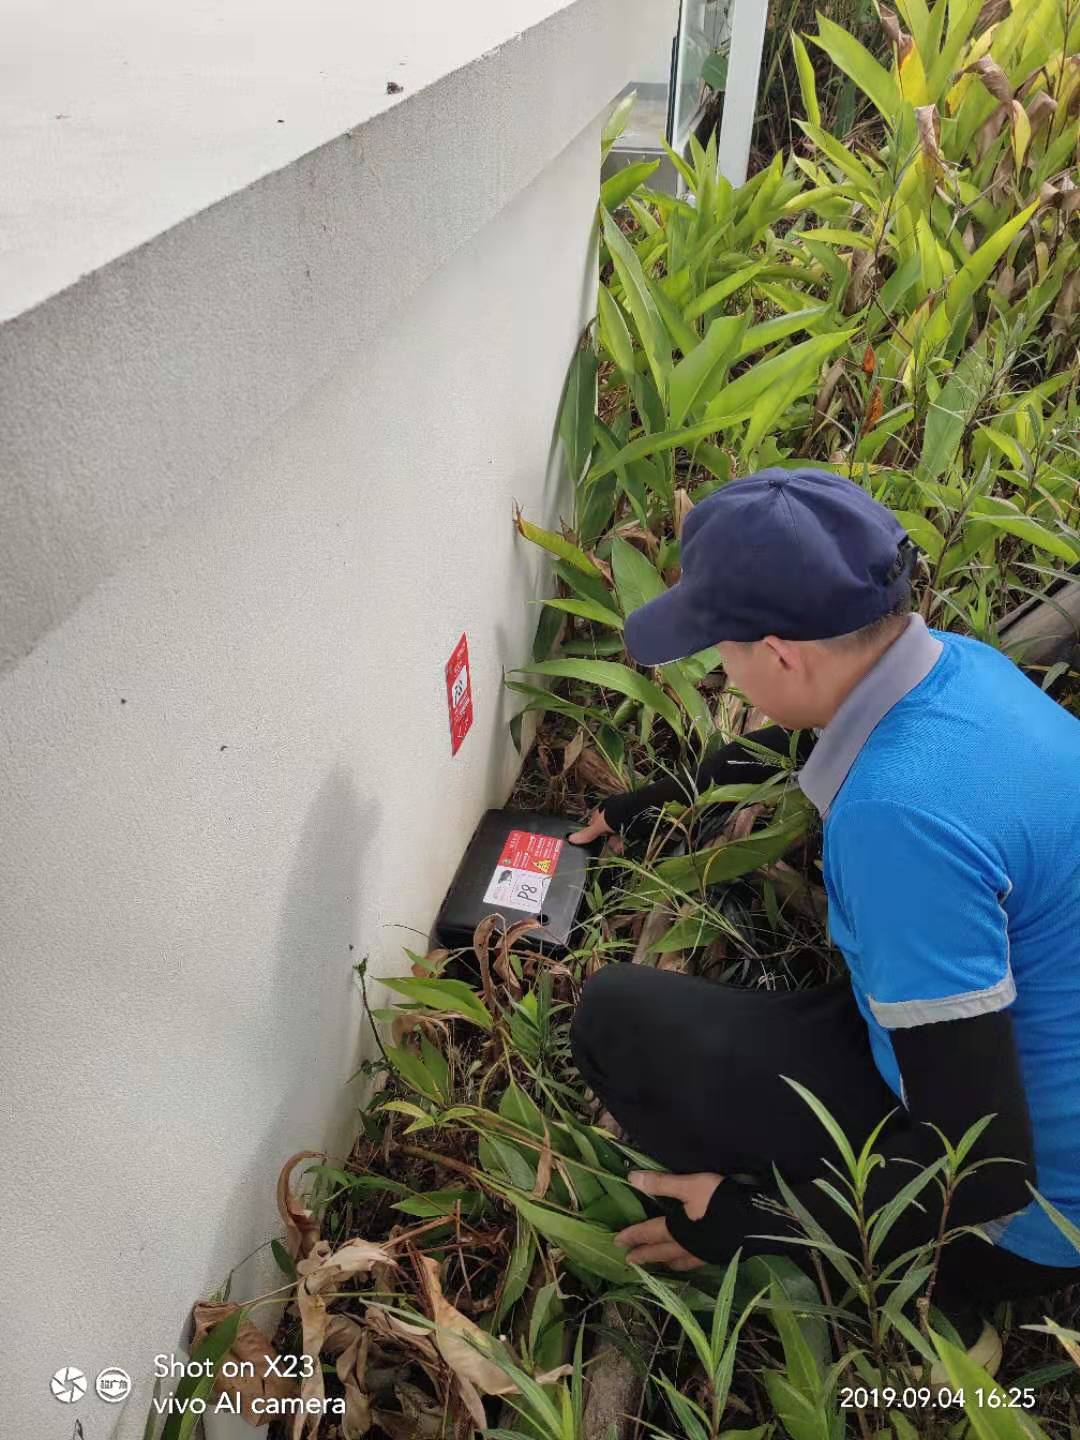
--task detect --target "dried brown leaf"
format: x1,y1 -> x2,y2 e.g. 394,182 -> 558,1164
1026,90 -> 1057,133
294,1285 -> 330,1440
587,549 -> 614,586
989,148 -> 1014,204
532,1126 -> 554,1200
276,1152 -> 324,1262
323,1317 -> 372,1439
977,0 -> 1010,25
975,101 -> 1009,162
561,728 -> 585,774
190,1302 -> 298,1427
843,248 -> 876,313
391,1011 -> 454,1051
411,947 -> 451,978
574,744 -> 624,795
371,1409 -> 443,1440
724,802 -> 766,843
916,105 -> 946,173
812,357 -> 846,437
714,690 -> 748,740
968,55 -> 1012,105
471,914 -> 500,1011
1052,271 -> 1077,335
364,1306 -> 439,1364
299,1237 -> 396,1294
291,1241 -> 396,1440
860,386 -> 884,437
419,1256 -> 570,1401
880,8 -> 913,62
612,522 -> 660,555
672,488 -> 695,541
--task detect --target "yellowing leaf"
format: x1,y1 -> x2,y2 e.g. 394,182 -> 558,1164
1011,98 -> 1032,167
792,33 -> 821,125
899,41 -> 930,106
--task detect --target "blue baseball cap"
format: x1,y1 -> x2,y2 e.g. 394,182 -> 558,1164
624,468 -> 915,664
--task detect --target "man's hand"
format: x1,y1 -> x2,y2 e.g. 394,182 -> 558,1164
614,1170 -> 724,1271
568,806 -> 617,847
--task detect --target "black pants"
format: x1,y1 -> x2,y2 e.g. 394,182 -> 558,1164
571,963 -> 1080,1312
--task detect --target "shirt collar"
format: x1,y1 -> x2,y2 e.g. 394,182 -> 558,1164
798,614 -> 943,817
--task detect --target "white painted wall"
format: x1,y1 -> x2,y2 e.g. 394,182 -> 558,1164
0,1 -> 663,1434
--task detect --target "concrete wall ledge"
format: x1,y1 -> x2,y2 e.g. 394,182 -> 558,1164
0,0 -> 660,672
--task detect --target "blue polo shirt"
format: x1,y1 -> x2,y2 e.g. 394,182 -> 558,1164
798,615 -> 1080,1267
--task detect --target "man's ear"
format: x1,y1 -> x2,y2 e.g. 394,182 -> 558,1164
762,635 -> 798,671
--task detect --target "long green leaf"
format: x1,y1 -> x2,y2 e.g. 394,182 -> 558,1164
635,795 -> 811,901
160,1309 -> 245,1440
673,312 -> 748,423
792,33 -> 821,125
738,305 -> 832,357
891,509 -> 945,560
796,122 -> 878,193
868,1157 -> 946,1258
944,201 -> 1039,324
384,1044 -> 445,1103
585,416 -> 731,485
505,1194 -> 635,1281
769,1280 -> 826,1401
812,16 -> 899,121
1026,1186 -> 1080,1258
602,210 -> 671,399
601,159 -> 661,212
649,272 -> 702,356
706,330 -> 854,426
542,596 -> 624,628
920,346 -> 992,481
382,976 -> 493,1030
516,658 -> 684,737
762,1370 -> 833,1440
610,535 -> 666,613
601,91 -> 636,156
597,284 -> 635,377
977,514 -> 1078,563
494,1221 -> 535,1326
514,512 -> 602,576
682,263 -> 765,323
929,1330 -> 1053,1440
559,347 -> 597,485
782,1076 -> 859,1179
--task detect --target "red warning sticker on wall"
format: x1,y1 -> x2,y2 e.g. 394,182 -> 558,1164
482,829 -> 564,914
445,633 -> 473,755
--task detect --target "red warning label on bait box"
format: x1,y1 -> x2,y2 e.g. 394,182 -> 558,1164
482,829 -> 564,914
445,633 -> 473,755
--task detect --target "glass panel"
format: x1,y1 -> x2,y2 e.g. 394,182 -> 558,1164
671,0 -> 734,146
604,0 -> 734,160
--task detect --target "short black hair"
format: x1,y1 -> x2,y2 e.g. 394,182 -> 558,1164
821,586 -> 913,651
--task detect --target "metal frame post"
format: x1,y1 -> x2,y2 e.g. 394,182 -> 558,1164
716,0 -> 770,185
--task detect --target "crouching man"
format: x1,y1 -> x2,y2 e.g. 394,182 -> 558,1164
568,469 -> 1080,1368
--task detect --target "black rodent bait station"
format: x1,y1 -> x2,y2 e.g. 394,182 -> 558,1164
434,809 -> 603,959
